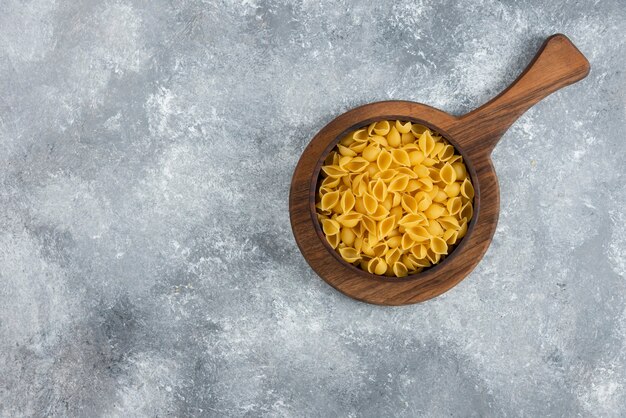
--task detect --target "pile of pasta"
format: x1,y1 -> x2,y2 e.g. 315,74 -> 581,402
316,120 -> 474,277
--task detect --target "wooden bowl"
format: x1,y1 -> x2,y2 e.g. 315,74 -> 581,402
290,34 -> 590,305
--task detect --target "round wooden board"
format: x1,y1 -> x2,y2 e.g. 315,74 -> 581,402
289,34 -> 590,305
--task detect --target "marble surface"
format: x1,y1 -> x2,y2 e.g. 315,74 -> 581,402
1,0 -> 625,416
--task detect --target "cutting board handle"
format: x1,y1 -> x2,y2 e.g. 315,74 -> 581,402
453,34 -> 590,155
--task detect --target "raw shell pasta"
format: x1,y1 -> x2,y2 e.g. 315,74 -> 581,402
338,247 -> 361,263
317,120 -> 474,277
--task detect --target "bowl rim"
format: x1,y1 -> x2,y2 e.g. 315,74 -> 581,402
307,113 -> 481,283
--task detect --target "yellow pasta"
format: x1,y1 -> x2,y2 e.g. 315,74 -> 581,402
316,120 -> 474,277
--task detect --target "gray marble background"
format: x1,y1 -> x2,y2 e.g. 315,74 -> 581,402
1,0 -> 625,416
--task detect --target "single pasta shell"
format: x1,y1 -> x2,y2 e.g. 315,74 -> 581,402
411,124 -> 427,137
377,149 -> 393,171
459,201 -> 473,221
372,178 -> 388,202
363,193 -> 378,215
338,155 -> 352,169
341,227 -> 356,246
406,226 -> 430,242
433,188 -> 447,202
408,150 -> 425,166
401,195 -> 418,214
372,242 -> 388,258
337,144 -> 357,157
367,122 -> 377,136
395,120 -> 412,134
444,182 -> 461,198
430,237 -> 448,254
387,126 -> 401,147
340,190 -> 356,213
321,165 -> 347,178
426,249 -> 441,264
378,217 -> 396,238
391,149 -> 411,167
385,248 -> 402,266
338,247 -> 361,263
350,141 -> 367,153
339,135 -> 354,147
321,218 -> 341,235
438,216 -> 460,230
446,196 -> 462,215
344,157 -> 369,173
411,244 -> 428,259
440,163 -> 457,185
461,178 -> 475,199
361,216 -> 377,235
374,258 -> 388,275
339,247 -> 361,263
388,175 -> 410,192
373,121 -> 391,136
397,167 -> 418,178
392,261 -> 409,278
412,254 -> 432,268
321,176 -> 341,188
424,203 -> 446,219
320,190 -> 340,211
362,144 -> 381,162
401,233 -> 415,250
418,130 -> 435,155
414,164 -> 429,178
352,128 -> 368,141
398,213 -> 425,228
326,233 -> 340,249
370,135 -> 388,147
438,145 -> 455,161
452,162 -> 467,180
336,212 -> 362,228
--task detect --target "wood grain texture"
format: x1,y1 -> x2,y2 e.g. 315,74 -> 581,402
289,34 -> 590,305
